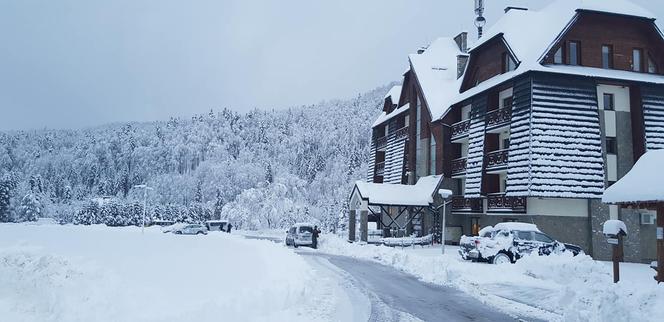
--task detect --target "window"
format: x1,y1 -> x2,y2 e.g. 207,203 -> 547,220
568,41 -> 580,65
299,226 -> 313,233
603,93 -> 615,110
516,231 -> 533,241
606,137 -> 617,155
648,54 -> 658,74
429,134 -> 436,175
502,52 -> 516,73
553,47 -> 563,64
502,138 -> 510,150
533,232 -> 555,243
633,48 -> 643,72
602,45 -> 613,69
503,97 -> 513,109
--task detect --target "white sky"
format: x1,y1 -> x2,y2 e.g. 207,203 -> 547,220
1,0 -> 661,130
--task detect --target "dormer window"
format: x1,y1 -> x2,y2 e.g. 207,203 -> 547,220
648,54 -> 658,74
633,48 -> 643,72
602,45 -> 613,69
553,47 -> 563,64
501,52 -> 516,73
568,41 -> 580,65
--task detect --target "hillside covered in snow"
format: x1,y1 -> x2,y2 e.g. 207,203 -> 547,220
0,84 -> 392,230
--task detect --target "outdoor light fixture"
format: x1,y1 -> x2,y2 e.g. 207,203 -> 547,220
474,0 -> 486,39
438,189 -> 453,255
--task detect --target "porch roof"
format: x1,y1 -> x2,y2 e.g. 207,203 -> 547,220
351,175 -> 443,207
603,149 -> 664,204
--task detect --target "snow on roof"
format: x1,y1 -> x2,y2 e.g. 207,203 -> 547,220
384,85 -> 402,103
493,222 -> 541,232
372,103 -> 410,128
409,37 -> 464,120
353,175 -> 443,206
447,0 -> 661,111
602,149 -> 664,204
602,219 -> 628,236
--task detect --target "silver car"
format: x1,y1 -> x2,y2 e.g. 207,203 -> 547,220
173,224 -> 208,235
285,223 -> 314,247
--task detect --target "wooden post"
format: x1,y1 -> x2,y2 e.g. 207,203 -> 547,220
657,204 -> 664,283
348,210 -> 356,242
612,235 -> 623,283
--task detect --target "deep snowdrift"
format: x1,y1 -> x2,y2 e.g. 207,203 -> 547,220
0,224 -> 325,322
319,235 -> 664,322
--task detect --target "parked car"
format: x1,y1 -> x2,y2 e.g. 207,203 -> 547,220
459,222 -> 582,264
285,223 -> 314,247
172,224 -> 208,235
459,226 -> 494,261
205,220 -> 228,232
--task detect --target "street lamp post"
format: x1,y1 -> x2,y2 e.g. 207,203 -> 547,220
134,184 -> 154,234
438,189 -> 453,254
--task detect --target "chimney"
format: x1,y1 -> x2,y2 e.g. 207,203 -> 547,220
454,32 -> 468,53
457,55 -> 469,79
417,46 -> 427,54
504,6 -> 528,13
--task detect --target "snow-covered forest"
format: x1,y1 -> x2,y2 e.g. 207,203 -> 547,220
0,85 -> 391,230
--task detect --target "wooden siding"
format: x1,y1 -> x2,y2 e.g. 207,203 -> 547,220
383,117 -> 408,184
527,73 -> 605,198
464,96 -> 488,198
506,76 -> 533,196
542,12 -> 664,74
367,140 -> 376,182
461,36 -> 514,92
641,84 -> 664,150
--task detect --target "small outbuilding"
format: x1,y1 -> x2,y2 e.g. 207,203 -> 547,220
348,175 -> 444,242
603,149 -> 664,282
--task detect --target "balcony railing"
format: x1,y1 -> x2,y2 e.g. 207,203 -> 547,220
375,161 -> 385,175
484,149 -> 509,170
375,136 -> 387,149
395,126 -> 409,139
487,193 -> 526,213
451,157 -> 467,176
451,119 -> 471,140
486,108 -> 511,129
451,196 -> 484,213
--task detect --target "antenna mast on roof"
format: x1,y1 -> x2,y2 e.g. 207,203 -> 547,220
474,0 -> 487,39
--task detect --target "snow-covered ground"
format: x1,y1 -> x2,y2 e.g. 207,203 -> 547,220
318,235 -> 664,322
0,224 -> 336,322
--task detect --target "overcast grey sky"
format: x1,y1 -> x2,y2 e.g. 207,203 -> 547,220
1,0 -> 661,130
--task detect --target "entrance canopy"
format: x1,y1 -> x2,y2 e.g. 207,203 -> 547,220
349,175 -> 443,209
603,150 -> 664,205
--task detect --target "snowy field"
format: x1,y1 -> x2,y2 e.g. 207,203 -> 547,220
0,224 -> 336,322
318,235 -> 664,322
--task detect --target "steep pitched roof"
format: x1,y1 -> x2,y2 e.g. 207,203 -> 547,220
384,85 -> 402,104
408,37 -> 465,120
448,0 -> 663,112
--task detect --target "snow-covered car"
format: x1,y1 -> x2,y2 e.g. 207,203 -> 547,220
462,222 -> 582,264
285,223 -> 314,247
172,224 -> 208,235
459,226 -> 494,260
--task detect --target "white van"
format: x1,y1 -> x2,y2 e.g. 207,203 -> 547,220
285,223 -> 315,247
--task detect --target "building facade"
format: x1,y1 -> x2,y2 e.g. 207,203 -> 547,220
363,0 -> 664,262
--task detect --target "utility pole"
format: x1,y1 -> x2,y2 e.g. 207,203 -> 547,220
134,184 -> 154,234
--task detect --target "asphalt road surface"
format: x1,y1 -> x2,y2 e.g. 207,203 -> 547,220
244,235 -> 533,322
302,253 -> 523,322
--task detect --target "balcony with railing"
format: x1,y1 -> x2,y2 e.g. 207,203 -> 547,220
451,157 -> 467,177
484,149 -> 509,172
374,136 -> 387,149
487,193 -> 526,213
375,161 -> 385,175
486,108 -> 511,131
451,119 -> 471,141
395,126 -> 409,139
451,196 -> 484,213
